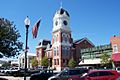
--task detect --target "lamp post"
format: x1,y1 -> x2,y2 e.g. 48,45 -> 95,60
24,16 -> 30,80
48,58 -> 50,70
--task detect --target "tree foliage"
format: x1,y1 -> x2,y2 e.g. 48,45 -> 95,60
100,52 -> 111,67
41,56 -> 48,67
31,58 -> 38,67
0,18 -> 23,57
68,58 -> 77,68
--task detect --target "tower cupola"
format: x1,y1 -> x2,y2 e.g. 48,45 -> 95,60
53,7 -> 71,33
54,8 -> 70,17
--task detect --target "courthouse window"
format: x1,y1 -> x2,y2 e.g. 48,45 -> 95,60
54,48 -> 56,56
54,59 -> 56,65
57,59 -> 59,65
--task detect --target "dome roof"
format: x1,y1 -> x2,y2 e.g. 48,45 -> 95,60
55,8 -> 70,17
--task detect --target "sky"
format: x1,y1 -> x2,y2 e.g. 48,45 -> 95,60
0,0 -> 120,56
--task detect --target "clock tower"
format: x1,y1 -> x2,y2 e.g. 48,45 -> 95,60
52,7 -> 72,71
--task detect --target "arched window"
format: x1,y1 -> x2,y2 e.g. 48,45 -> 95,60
54,59 -> 56,65
67,35 -> 70,42
62,34 -> 65,42
57,59 -> 59,65
53,35 -> 57,42
57,34 -> 58,41
55,36 -> 57,42
54,47 -> 56,56
65,37 -> 67,42
57,47 -> 59,56
62,46 -> 65,54
62,33 -> 70,43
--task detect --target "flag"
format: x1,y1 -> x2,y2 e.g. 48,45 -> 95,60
32,19 -> 41,38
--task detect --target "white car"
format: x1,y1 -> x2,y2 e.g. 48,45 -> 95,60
116,67 -> 120,73
0,68 -> 6,73
48,68 -> 88,80
4,67 -> 19,74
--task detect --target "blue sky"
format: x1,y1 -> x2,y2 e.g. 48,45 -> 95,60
0,0 -> 120,54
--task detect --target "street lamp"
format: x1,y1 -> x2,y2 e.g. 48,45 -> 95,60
24,16 -> 30,80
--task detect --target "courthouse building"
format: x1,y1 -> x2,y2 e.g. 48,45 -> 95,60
36,7 -> 94,71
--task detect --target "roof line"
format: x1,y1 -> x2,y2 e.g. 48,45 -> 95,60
74,37 -> 95,47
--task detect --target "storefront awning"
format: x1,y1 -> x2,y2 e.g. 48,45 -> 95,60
112,53 -> 120,62
79,59 -> 101,65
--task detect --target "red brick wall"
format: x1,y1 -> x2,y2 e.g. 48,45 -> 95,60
74,40 -> 94,63
36,47 -> 45,64
110,36 -> 120,53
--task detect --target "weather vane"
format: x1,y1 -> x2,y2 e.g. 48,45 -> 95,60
60,2 -> 63,8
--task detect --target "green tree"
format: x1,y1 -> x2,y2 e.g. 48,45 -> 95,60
100,52 -> 111,67
41,56 -> 48,67
68,58 -> 77,68
0,18 -> 23,57
31,58 -> 38,67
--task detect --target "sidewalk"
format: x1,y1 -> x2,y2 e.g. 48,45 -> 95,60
0,76 -> 30,80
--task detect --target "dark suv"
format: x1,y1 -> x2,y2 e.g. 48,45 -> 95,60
30,69 -> 57,80
48,68 -> 88,80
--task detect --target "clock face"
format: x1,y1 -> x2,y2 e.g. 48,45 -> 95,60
55,21 -> 58,26
63,20 -> 67,26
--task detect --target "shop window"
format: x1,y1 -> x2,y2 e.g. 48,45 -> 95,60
113,44 -> 118,53
57,47 -> 59,56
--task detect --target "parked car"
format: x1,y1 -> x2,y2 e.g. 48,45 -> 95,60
0,67 -> 6,73
30,69 -> 57,80
37,66 -> 47,70
48,68 -> 88,80
0,78 -> 8,80
11,68 -> 39,77
4,67 -> 19,74
68,70 -> 120,80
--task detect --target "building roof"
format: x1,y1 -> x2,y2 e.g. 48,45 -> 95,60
73,37 -> 95,46
55,8 -> 70,17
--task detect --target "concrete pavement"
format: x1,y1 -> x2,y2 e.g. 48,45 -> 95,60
0,76 -> 30,80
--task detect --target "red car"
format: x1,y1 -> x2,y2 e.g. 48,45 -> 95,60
68,70 -> 120,80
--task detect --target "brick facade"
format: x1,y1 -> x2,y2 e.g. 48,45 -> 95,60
110,36 -> 120,62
